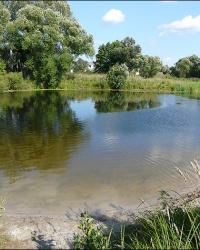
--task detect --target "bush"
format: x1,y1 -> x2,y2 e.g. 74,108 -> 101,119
0,61 -> 6,75
107,63 -> 129,90
74,212 -> 112,249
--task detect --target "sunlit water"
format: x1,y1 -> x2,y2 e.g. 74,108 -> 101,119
0,90 -> 200,216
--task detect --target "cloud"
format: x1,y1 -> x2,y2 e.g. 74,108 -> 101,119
160,1 -> 177,3
158,15 -> 200,36
94,40 -> 103,45
102,9 -> 125,25
163,57 -> 172,63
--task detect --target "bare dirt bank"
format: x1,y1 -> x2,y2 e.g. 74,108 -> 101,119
1,187 -> 200,249
0,207 -> 138,249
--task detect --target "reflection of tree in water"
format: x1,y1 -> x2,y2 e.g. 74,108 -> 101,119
0,91 -> 89,183
95,91 -> 161,113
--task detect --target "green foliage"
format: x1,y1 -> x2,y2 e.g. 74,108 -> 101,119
0,61 -> 6,75
74,212 -> 112,249
73,58 -> 90,73
0,1 -> 95,88
0,72 -> 34,92
59,73 -> 108,90
95,37 -> 141,73
170,54 -> 200,78
6,72 -> 23,90
74,192 -> 200,250
120,192 -> 200,249
107,63 -> 129,90
138,55 -> 162,78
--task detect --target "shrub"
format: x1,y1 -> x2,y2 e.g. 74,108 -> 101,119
74,212 -> 112,249
107,63 -> 129,90
0,61 -> 6,75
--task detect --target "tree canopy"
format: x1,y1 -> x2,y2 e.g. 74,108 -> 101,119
73,58 -> 89,73
95,37 -> 141,73
0,1 -> 94,88
138,55 -> 163,78
170,55 -> 200,78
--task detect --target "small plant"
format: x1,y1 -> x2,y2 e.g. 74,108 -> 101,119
0,197 -> 5,218
74,212 -> 113,249
107,63 -> 129,90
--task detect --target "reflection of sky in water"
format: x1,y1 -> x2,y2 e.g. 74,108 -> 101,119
158,94 -> 177,107
70,99 -> 96,120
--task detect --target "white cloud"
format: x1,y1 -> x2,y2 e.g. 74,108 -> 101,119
158,15 -> 200,36
160,1 -> 177,3
102,9 -> 125,25
94,40 -> 103,45
163,57 -> 172,63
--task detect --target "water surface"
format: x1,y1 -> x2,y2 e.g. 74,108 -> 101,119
0,90 -> 200,215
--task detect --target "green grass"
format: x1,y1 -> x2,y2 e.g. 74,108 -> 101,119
1,72 -> 200,94
59,73 -> 200,94
74,160 -> 200,249
74,193 -> 200,249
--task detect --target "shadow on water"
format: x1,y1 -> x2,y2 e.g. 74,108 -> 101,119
0,90 -> 161,184
0,91 -> 89,183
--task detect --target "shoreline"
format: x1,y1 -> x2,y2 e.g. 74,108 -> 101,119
1,187 -> 200,249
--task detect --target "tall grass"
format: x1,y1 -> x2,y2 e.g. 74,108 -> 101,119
125,74 -> 200,94
74,160 -> 200,249
1,71 -> 200,94
0,72 -> 34,92
59,73 -> 200,94
59,73 -> 108,90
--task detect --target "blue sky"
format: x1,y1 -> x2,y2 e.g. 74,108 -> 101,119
69,1 -> 200,67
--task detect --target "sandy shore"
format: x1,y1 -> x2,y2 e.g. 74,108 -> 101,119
1,187 -> 200,249
0,206 -> 141,249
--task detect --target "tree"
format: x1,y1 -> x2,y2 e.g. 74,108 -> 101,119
107,63 -> 129,90
175,58 -> 191,78
73,58 -> 89,73
170,55 -> 200,78
95,37 -> 141,73
0,1 -> 94,88
138,55 -> 162,78
187,55 -> 200,78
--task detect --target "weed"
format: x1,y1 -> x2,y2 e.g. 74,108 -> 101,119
74,212 -> 113,249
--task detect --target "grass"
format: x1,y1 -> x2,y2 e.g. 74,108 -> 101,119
1,71 -> 200,94
74,160 -> 200,249
59,73 -> 200,94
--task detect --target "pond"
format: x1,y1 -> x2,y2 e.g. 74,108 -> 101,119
0,90 -> 200,215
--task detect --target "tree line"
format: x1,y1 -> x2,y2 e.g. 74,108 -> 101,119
0,0 -> 200,89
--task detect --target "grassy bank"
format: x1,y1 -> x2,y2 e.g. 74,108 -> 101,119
1,72 -> 200,94
59,73 -> 200,95
74,160 -> 200,249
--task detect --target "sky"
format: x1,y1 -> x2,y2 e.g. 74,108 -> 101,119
68,1 -> 200,67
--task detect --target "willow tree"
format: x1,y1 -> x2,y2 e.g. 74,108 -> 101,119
138,55 -> 163,78
0,1 -> 94,88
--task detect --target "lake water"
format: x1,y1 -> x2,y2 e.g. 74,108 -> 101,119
0,90 -> 200,216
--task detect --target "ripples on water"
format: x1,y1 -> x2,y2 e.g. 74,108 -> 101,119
0,91 -> 200,214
